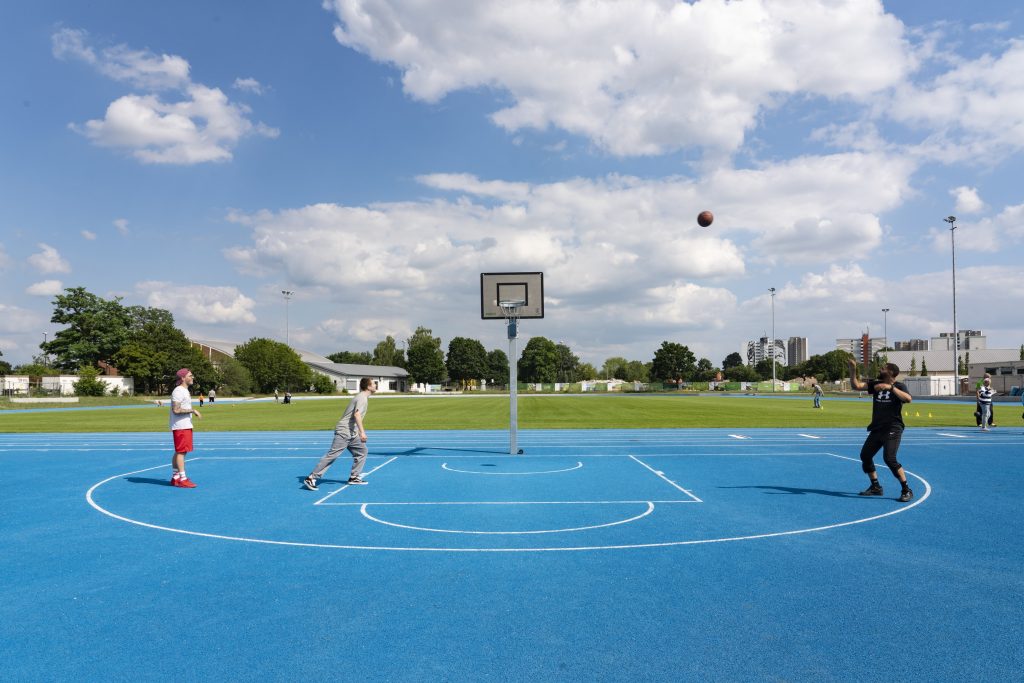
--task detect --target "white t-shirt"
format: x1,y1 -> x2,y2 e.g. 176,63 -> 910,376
169,385 -> 193,430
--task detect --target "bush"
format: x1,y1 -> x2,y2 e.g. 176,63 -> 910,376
73,366 -> 107,397
311,373 -> 335,394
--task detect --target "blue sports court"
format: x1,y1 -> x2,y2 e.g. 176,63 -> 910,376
2,427 -> 1022,680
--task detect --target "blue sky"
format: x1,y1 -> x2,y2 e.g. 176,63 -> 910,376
2,0 -> 1023,368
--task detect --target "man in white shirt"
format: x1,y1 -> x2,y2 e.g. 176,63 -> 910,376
170,368 -> 202,488
977,378 -> 996,432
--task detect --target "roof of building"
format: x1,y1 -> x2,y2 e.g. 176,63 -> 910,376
190,339 -> 333,364
306,361 -> 409,378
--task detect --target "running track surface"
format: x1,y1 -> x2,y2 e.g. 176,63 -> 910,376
2,427 -> 1022,681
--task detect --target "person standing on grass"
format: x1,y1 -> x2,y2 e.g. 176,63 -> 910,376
847,359 -> 914,502
977,378 -> 996,432
169,368 -> 201,488
812,382 -> 823,409
975,373 -> 994,428
303,378 -> 378,491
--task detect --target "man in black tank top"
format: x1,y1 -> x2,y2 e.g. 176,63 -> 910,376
847,358 -> 914,502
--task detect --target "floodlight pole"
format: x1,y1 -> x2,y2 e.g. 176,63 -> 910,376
769,287 -> 776,392
282,290 -> 294,346
944,216 -> 958,395
882,308 -> 889,352
507,316 -> 519,455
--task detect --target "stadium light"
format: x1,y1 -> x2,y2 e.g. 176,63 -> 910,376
282,290 -> 294,347
943,216 -> 958,395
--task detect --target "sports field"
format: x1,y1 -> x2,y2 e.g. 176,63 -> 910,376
2,398 -> 1022,681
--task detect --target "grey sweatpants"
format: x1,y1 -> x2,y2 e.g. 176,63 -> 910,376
980,403 -> 992,428
309,430 -> 367,480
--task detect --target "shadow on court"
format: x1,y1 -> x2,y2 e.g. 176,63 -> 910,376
719,484 -> 866,498
124,476 -> 172,486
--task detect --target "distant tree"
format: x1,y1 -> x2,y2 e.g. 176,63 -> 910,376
111,306 -> 214,394
327,350 -> 373,364
805,350 -> 854,382
576,362 -> 598,381
518,336 -> 559,383
694,358 -> 717,381
42,287 -> 132,371
754,359 -> 783,381
1019,344 -> 1023,361
909,355 -> 918,376
372,336 -> 405,367
554,343 -> 581,383
724,364 -> 760,382
311,373 -> 335,394
217,357 -> 253,396
959,352 -> 968,376
483,349 -> 509,386
73,365 -> 107,396
920,358 -> 929,376
446,337 -> 488,388
0,348 -> 11,375
722,352 -> 744,370
621,360 -> 651,383
406,327 -> 446,384
650,341 -> 696,384
12,362 -> 59,376
234,337 -> 312,393
601,356 -> 628,379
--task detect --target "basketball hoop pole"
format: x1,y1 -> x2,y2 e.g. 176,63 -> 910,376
507,315 -> 519,455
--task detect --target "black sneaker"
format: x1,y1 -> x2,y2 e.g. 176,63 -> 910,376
303,476 -> 318,491
898,488 -> 914,503
859,483 -> 883,496
347,477 -> 368,486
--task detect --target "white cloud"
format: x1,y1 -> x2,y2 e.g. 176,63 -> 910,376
0,304 -> 44,334
135,282 -> 258,324
54,28 -> 278,165
81,230 -> 97,240
950,186 -> 985,214
28,244 -> 71,274
324,0 -> 912,156
233,77 -> 266,95
25,280 -> 64,296
113,218 -> 130,235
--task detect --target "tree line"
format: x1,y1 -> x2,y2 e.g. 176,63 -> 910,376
2,286 -> 860,396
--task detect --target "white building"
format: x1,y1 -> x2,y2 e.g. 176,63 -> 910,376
304,362 -> 409,393
746,337 -> 786,366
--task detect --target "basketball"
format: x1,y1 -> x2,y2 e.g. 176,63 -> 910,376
697,210 -> 714,227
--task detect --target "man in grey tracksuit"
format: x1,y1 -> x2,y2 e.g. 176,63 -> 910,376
303,378 -> 378,490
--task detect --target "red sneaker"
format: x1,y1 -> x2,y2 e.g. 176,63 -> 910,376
172,477 -> 197,488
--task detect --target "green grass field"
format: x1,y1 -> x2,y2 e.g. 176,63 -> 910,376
0,394 -> 986,432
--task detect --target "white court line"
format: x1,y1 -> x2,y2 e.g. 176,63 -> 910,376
798,434 -> 822,439
937,433 -> 967,438
359,501 -> 656,535
441,461 -> 582,474
628,455 -> 702,502
321,500 -> 698,506
729,434 -> 750,440
313,457 -> 397,506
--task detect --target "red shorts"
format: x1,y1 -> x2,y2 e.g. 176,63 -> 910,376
172,428 -> 194,454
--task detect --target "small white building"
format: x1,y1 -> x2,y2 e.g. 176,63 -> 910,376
901,374 -> 956,397
42,375 -> 135,396
1,375 -> 30,396
305,362 -> 409,393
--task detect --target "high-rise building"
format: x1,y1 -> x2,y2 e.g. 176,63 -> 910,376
894,339 -> 929,351
932,330 -> 986,350
836,333 -> 886,365
746,336 -> 786,366
786,337 -> 808,366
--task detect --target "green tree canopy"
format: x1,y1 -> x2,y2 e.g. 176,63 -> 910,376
217,357 -> 253,396
724,364 -> 760,382
518,336 -> 559,383
694,357 -> 718,381
484,349 -> 509,386
554,343 -> 581,383
446,337 -> 488,387
722,352 -> 744,370
601,356 -> 628,379
234,337 -> 312,393
406,327 -> 446,384
576,362 -> 598,381
0,348 -> 12,375
372,336 -> 405,367
920,358 -> 928,376
650,341 -> 696,383
42,287 -> 132,371
804,350 -> 853,382
327,350 -> 373,364
110,306 -> 214,394
621,360 -> 651,383
73,365 -> 107,396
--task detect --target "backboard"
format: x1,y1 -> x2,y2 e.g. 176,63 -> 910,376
480,272 -> 544,319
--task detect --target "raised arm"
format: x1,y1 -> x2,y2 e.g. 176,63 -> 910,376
847,358 -> 866,391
